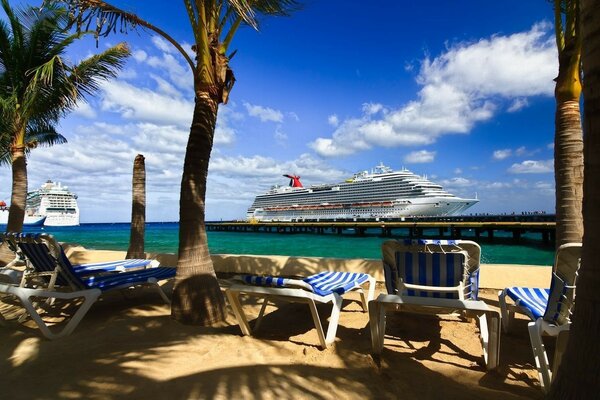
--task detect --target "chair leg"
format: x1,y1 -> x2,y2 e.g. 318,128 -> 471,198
363,276 -> 377,311
369,300 -> 386,354
356,277 -> 376,312
225,290 -> 252,336
528,319 -> 552,392
6,286 -> 101,340
478,311 -> 501,370
149,278 -> 171,304
307,298 -> 327,349
498,289 -> 511,333
553,328 -> 570,378
478,313 -> 489,364
254,295 -> 271,331
324,294 -> 343,345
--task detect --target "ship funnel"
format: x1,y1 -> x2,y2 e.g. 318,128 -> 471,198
283,174 -> 303,188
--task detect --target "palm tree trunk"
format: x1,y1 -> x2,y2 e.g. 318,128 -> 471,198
6,146 -> 27,232
549,0 -> 600,396
553,1 -> 584,249
126,154 -> 146,259
554,100 -> 584,247
171,91 -> 225,325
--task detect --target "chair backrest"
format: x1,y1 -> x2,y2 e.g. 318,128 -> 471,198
3,233 -> 85,290
543,243 -> 582,325
381,239 -> 481,300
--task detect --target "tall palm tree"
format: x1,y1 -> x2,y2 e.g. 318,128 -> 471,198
44,0 -> 300,325
126,154 -> 146,259
0,0 -> 130,232
553,0 -> 584,247
549,1 -> 600,396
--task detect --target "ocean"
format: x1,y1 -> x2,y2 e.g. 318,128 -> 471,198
15,222 -> 555,266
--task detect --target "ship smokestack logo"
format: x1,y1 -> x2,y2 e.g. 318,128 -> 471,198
283,174 -> 303,188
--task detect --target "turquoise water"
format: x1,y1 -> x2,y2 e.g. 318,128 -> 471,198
16,222 -> 555,266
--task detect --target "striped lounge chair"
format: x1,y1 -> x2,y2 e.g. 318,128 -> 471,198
369,239 -> 500,370
0,233 -> 175,339
498,242 -> 581,392
225,271 -> 376,349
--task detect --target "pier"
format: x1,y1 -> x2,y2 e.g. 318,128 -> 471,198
206,215 -> 556,244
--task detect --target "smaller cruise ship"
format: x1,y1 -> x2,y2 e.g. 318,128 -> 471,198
0,201 -> 46,226
26,181 -> 80,226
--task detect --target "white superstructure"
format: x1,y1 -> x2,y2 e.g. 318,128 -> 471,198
247,163 -> 478,221
26,181 -> 80,226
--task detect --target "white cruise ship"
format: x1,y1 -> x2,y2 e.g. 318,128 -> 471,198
0,201 -> 46,226
26,181 -> 80,226
247,164 -> 478,221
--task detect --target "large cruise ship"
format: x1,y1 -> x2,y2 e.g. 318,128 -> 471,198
247,164 -> 478,221
25,181 -> 80,226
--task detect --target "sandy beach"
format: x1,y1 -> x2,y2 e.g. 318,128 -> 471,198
1,279 -> 546,399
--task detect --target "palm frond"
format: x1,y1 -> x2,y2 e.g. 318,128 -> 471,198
43,0 -> 195,71
66,41 -> 130,97
227,0 -> 300,29
25,123 -> 67,148
43,0 -> 142,38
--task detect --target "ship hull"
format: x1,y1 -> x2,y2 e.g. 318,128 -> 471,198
43,213 -> 80,227
0,210 -> 46,226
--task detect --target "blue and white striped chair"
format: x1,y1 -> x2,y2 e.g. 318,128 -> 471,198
498,242 -> 581,392
370,239 -> 500,370
225,271 -> 376,349
3,232 -> 159,289
0,233 -> 175,339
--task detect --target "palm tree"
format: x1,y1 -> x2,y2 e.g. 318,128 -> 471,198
44,0 -> 300,325
0,0 -> 130,232
549,1 -> 600,396
552,0 -> 584,247
126,154 -> 146,259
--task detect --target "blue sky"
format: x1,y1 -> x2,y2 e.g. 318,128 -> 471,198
1,1 -> 559,222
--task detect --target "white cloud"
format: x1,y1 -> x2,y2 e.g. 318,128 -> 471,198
150,74 -> 182,98
493,149 -> 512,160
151,36 -> 175,54
404,150 -> 436,163
507,98 -> 529,112
310,23 -> 556,157
508,159 -> 554,174
454,168 -> 463,174
100,80 -> 193,127
515,146 -> 527,156
244,102 -> 284,123
72,101 -> 97,119
328,114 -> 339,127
132,49 -> 147,62
419,22 -> 555,97
274,125 -> 288,145
362,102 -> 384,115
440,177 -> 477,188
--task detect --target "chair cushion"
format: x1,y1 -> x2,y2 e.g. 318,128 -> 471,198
81,267 -> 176,291
506,287 -> 550,319
72,259 -> 157,275
239,271 -> 370,297
395,251 -> 466,299
305,271 -> 370,296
